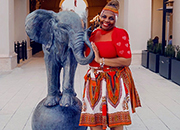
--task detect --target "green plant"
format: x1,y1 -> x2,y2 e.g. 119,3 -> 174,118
156,43 -> 162,54
147,38 -> 153,51
177,50 -> 180,61
151,43 -> 162,54
175,45 -> 180,61
165,44 -> 175,58
147,39 -> 162,54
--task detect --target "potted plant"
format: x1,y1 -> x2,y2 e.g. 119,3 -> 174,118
148,42 -> 162,73
141,39 -> 153,68
159,44 -> 175,79
171,45 -> 180,85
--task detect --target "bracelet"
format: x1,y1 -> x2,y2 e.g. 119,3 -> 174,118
100,58 -> 105,68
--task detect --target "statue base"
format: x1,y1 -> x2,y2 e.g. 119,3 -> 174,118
32,97 -> 87,130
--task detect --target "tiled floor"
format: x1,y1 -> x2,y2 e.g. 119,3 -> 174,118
1,52 -> 180,130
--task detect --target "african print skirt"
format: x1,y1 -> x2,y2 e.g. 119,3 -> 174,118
79,67 -> 141,129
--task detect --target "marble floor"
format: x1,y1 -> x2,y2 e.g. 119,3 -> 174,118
1,52 -> 180,130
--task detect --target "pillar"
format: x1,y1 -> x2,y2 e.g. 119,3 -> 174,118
116,0 -> 124,28
14,0 -> 32,60
172,0 -> 180,46
151,0 -> 163,43
116,0 -> 152,65
27,1 -> 32,59
0,0 -> 17,70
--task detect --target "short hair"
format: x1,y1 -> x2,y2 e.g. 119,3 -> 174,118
169,35 -> 172,39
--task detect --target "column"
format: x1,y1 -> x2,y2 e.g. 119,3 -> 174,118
14,0 -> 32,59
118,0 -> 152,65
173,0 -> 180,46
166,13 -> 171,44
116,0 -> 124,28
26,0 -> 32,59
0,0 -> 17,70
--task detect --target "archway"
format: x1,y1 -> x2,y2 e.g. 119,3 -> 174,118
59,0 -> 87,16
59,0 -> 88,8
59,0 -> 107,27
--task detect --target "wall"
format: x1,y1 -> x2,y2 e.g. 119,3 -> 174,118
116,0 -> 124,28
14,0 -> 32,59
14,0 -> 28,42
151,0 -> 163,43
0,0 -> 17,70
152,0 -> 174,45
0,0 -> 14,56
0,0 -> 31,70
117,0 -> 152,65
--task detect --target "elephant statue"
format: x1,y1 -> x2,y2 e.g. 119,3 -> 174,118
25,9 -> 94,107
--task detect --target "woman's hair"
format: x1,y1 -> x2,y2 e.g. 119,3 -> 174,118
107,0 -> 119,10
101,0 -> 119,16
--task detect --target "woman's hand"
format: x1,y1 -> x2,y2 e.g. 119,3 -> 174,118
91,42 -> 101,64
91,42 -> 131,67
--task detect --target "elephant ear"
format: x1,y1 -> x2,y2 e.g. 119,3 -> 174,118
25,9 -> 57,52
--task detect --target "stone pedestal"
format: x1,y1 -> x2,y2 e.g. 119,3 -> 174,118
32,97 -> 87,130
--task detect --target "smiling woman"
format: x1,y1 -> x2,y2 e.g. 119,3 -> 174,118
100,10 -> 116,31
79,0 -> 141,130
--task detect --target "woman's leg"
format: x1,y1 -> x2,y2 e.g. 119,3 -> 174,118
90,126 -> 103,130
110,125 -> 123,130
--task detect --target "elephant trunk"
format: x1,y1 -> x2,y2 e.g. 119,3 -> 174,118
71,30 -> 94,65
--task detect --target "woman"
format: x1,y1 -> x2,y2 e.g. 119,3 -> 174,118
79,0 -> 141,130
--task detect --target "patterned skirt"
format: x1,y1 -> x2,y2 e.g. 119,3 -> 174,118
79,66 -> 141,129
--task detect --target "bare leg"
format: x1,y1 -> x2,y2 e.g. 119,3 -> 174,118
110,125 -> 123,130
90,126 -> 103,130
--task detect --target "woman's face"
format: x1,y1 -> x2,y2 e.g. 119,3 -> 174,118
100,10 -> 116,31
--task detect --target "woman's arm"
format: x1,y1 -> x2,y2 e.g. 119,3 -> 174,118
100,57 -> 131,67
91,42 -> 131,67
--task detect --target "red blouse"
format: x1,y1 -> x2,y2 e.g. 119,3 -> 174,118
86,27 -> 131,67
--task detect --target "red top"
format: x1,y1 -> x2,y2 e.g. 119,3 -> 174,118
86,27 -> 131,67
